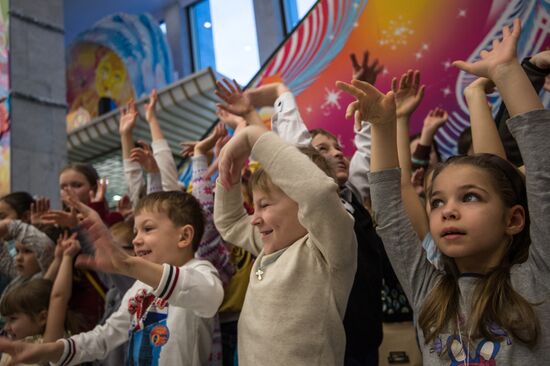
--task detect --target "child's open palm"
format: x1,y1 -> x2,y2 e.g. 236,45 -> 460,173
145,89 -> 158,123
119,99 -> 138,136
453,19 -> 521,79
215,79 -> 253,117
423,107 -> 448,135
336,79 -> 396,127
391,69 -> 425,118
65,195 -> 130,275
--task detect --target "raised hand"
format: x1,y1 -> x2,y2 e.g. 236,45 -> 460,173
30,197 -> 50,225
422,108 -> 448,136
180,141 -> 197,158
529,49 -> 550,69
65,194 -> 130,275
391,69 -> 425,118
464,77 -> 495,99
119,99 -> 138,136
130,142 -> 159,173
453,19 -> 520,79
40,201 -> 78,229
58,231 -> 81,258
336,79 -> 396,126
218,125 -> 267,189
215,79 -> 253,117
195,123 -> 227,156
90,178 -> 108,204
145,89 -> 158,123
204,129 -> 232,179
116,194 -> 133,218
350,51 -> 384,85
217,107 -> 247,131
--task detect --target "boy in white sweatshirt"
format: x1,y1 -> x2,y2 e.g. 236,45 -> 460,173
0,191 -> 224,366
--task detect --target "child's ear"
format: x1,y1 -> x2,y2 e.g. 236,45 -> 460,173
505,204 -> 525,236
37,310 -> 48,328
177,225 -> 195,249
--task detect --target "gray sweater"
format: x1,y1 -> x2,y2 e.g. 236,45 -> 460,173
369,109 -> 550,365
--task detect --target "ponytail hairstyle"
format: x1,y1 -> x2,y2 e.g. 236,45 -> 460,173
418,153 -> 538,348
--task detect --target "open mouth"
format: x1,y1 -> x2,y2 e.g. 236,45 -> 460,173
136,250 -> 152,257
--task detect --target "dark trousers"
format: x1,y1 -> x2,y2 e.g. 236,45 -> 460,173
221,320 -> 239,366
345,348 -> 379,366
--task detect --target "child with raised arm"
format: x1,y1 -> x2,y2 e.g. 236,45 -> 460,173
338,19 -> 550,364
0,191 -> 224,366
214,122 -> 357,365
0,232 -> 81,365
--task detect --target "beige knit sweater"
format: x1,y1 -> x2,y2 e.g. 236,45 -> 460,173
214,132 -> 357,366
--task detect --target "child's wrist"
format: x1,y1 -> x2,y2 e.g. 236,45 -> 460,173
122,255 -> 142,278
489,60 -> 522,83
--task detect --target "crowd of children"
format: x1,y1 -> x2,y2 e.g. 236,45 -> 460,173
0,18 -> 546,366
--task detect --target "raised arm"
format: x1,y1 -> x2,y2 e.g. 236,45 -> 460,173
215,78 -> 265,128
464,77 -> 507,158
348,50 -> 385,204
247,81 -> 312,145
43,232 -> 80,342
454,19 -> 549,274
217,124 -> 356,270
119,99 -> 145,206
391,70 -> 430,239
337,79 -> 438,305
145,89 -> 179,191
191,123 -> 234,284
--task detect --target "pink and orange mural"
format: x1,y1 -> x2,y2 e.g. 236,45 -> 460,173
0,0 -> 9,195
252,0 -> 550,157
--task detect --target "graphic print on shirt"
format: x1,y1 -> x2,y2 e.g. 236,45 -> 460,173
431,323 -> 511,365
127,289 -> 170,366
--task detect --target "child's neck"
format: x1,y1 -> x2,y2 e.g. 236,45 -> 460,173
166,250 -> 195,267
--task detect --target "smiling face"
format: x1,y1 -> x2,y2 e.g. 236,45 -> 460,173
428,164 -> 524,273
133,210 -> 191,266
14,242 -> 41,278
251,184 -> 307,255
3,312 -> 45,340
311,134 -> 349,185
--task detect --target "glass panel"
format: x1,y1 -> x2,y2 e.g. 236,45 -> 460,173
189,0 -> 260,85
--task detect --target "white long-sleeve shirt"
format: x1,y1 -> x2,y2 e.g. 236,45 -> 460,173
271,92 -> 372,203
53,259 -> 224,366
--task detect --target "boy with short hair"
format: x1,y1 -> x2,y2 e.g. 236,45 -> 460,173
0,191 -> 224,366
214,124 -> 357,366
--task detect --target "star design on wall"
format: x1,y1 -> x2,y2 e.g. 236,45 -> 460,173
458,9 -> 467,18
321,88 -> 343,111
441,86 -> 452,97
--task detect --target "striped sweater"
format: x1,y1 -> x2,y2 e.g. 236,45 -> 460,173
191,155 -> 234,284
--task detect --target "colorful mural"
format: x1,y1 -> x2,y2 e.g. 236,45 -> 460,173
252,0 -> 550,158
66,13 -> 173,130
0,0 -> 9,194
